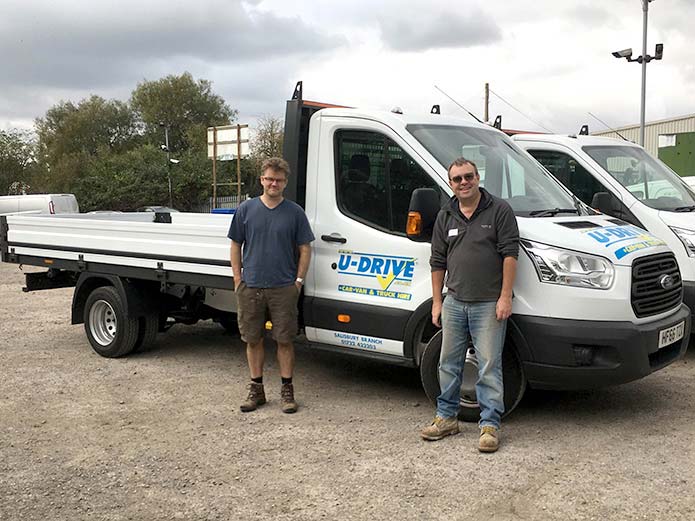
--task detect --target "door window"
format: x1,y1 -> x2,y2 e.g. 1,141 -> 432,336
528,149 -> 607,206
335,130 -> 442,234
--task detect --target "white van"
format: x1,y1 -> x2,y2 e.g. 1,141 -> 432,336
0,194 -> 79,216
513,134 -> 695,322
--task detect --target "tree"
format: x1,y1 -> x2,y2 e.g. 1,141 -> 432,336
251,115 -> 284,159
131,72 -> 236,152
243,115 -> 285,197
0,129 -> 36,195
34,96 -> 139,192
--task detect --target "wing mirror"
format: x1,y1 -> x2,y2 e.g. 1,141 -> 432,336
407,188 -> 440,242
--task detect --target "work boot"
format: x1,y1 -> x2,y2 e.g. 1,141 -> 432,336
280,383 -> 298,414
240,382 -> 266,412
420,416 -> 459,441
478,426 -> 500,453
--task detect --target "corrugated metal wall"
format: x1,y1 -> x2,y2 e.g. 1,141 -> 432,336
592,114 -> 695,156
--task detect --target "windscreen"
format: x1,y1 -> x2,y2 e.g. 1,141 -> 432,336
407,124 -> 577,216
583,145 -> 695,211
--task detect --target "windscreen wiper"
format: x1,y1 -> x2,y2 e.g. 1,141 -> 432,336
528,208 -> 580,217
674,205 -> 695,212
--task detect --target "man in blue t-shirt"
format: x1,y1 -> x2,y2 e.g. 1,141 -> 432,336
228,157 -> 315,414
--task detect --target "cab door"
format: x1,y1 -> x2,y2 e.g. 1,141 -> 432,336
303,116 -> 442,357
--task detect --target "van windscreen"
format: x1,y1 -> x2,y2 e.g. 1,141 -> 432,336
407,124 -> 577,216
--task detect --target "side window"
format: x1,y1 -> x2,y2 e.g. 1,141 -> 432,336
335,130 -> 441,234
528,150 -> 607,206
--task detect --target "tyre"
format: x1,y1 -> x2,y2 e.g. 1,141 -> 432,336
419,329 -> 526,422
218,314 -> 239,335
83,286 -> 139,358
134,312 -> 159,352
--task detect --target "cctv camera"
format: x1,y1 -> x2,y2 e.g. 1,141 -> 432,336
655,43 -> 664,60
612,48 -> 633,59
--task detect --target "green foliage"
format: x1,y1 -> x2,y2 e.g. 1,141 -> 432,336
22,72 -> 240,211
0,129 -> 37,195
131,72 -> 236,152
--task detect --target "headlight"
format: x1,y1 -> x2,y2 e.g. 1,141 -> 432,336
669,226 -> 695,257
521,240 -> 614,289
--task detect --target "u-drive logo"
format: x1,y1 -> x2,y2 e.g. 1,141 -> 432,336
337,252 -> 415,290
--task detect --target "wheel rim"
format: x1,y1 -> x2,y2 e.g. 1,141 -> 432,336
89,299 -> 117,346
459,348 -> 479,409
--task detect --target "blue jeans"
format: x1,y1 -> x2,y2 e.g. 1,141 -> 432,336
436,296 -> 506,428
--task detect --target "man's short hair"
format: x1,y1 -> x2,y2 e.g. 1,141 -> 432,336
261,157 -> 291,177
447,157 -> 479,179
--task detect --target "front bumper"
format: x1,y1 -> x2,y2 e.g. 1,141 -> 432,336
514,304 -> 691,390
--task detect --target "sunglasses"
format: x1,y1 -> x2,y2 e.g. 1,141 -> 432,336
450,173 -> 476,184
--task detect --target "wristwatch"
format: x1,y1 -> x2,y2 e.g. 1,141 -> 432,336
296,277 -> 304,285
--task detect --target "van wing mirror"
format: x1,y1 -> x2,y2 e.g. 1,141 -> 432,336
407,188 -> 440,242
591,192 -> 620,216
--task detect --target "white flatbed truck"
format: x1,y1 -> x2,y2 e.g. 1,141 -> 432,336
1,82 -> 690,420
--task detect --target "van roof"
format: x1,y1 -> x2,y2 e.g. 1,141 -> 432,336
314,107 -> 502,134
512,133 -> 642,148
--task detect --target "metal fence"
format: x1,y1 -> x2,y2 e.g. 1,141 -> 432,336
194,194 -> 248,213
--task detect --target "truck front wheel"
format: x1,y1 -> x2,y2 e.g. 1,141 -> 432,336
420,330 -> 526,422
84,286 -> 139,358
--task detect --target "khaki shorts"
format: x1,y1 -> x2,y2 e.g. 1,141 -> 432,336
235,282 -> 299,344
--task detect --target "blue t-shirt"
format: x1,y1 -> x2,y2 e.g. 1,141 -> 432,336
227,197 -> 315,288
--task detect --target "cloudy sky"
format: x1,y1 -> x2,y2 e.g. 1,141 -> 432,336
2,0 -> 694,135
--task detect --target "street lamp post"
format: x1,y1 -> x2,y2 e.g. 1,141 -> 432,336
159,123 -> 174,208
612,0 -> 664,146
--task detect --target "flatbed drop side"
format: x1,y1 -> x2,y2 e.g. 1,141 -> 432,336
1,82 -> 690,421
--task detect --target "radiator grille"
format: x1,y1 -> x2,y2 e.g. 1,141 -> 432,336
631,253 -> 682,318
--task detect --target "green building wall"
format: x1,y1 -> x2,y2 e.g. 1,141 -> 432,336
659,132 -> 695,177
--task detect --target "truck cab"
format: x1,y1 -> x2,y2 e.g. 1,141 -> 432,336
513,133 -> 695,327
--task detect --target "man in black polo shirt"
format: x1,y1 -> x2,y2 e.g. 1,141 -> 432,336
420,157 -> 519,452
228,157 -> 314,414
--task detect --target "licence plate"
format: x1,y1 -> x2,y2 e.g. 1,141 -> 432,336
658,321 -> 685,349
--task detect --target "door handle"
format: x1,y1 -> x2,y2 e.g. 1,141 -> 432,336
321,234 -> 347,244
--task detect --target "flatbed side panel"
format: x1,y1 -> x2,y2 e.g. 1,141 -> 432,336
5,213 -> 234,276
9,252 -> 234,290
10,246 -> 233,279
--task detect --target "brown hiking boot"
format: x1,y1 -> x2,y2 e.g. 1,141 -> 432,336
280,383 -> 298,414
420,416 -> 459,441
240,382 -> 266,412
478,426 -> 500,453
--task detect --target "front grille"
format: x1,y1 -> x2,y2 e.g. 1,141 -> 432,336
631,252 -> 682,318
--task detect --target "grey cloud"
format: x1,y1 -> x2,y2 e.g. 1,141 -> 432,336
0,0 -> 345,126
0,1 -> 344,91
379,9 -> 502,52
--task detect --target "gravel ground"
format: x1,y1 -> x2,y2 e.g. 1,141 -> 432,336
1,260 -> 694,521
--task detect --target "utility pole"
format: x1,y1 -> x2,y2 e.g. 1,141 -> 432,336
164,125 -> 173,208
639,0 -> 650,147
612,0 -> 663,147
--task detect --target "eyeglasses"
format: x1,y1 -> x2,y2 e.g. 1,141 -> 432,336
261,176 -> 287,184
450,173 -> 476,184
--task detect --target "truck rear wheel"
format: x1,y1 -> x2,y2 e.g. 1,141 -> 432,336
134,312 -> 159,352
84,286 -> 139,358
420,330 -> 526,422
